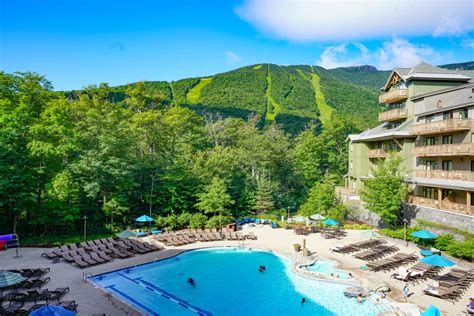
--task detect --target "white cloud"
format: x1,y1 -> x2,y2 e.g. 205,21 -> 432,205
317,38 -> 442,70
225,51 -> 242,64
235,0 -> 474,42
462,38 -> 474,48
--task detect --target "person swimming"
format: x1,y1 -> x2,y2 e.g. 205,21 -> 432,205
187,277 -> 196,287
301,298 -> 306,305
259,265 -> 266,273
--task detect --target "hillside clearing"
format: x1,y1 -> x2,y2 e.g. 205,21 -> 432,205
265,65 -> 282,121
310,73 -> 333,124
186,77 -> 212,103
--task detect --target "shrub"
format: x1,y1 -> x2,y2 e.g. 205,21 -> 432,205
206,215 -> 234,229
446,239 -> 474,261
434,234 -> 455,251
189,213 -> 208,229
177,212 -> 193,228
343,223 -> 372,230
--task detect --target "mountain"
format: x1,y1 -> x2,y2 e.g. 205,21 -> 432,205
69,61 -> 472,134
439,61 -> 474,70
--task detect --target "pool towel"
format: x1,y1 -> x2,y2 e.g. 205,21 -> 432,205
0,240 -> 6,251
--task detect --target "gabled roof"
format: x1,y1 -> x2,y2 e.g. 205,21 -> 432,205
381,62 -> 471,91
348,119 -> 415,142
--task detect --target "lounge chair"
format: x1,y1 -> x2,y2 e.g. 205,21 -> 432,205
106,244 -> 130,258
90,252 -> 107,264
41,249 -> 59,260
61,252 -> 75,263
48,287 -> 70,302
72,256 -> 90,268
245,232 -> 257,240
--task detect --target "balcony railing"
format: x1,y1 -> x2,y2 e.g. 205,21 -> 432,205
378,108 -> 408,122
413,143 -> 474,157
415,170 -> 474,182
379,89 -> 408,104
408,195 -> 473,215
368,149 -> 388,158
410,118 -> 472,135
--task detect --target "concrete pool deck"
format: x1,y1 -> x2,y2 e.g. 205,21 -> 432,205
1,226 -> 472,315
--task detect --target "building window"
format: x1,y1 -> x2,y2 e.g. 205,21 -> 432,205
442,189 -> 452,200
442,135 -> 453,144
422,187 -> 438,199
424,160 -> 437,170
460,108 -> 468,119
443,111 -> 453,120
423,137 -> 438,146
471,160 -> 474,172
442,160 -> 453,171
426,115 -> 435,123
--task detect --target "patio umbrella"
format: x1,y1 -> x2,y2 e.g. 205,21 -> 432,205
310,214 -> 325,221
421,304 -> 441,316
30,305 -> 75,316
135,215 -> 154,223
411,230 -> 437,239
421,255 -> 455,267
362,229 -> 380,238
0,271 -> 26,289
322,218 -> 339,226
117,230 -> 136,238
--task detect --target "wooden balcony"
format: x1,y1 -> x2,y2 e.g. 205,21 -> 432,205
415,170 -> 474,182
408,195 -> 473,215
378,108 -> 408,122
410,118 -> 472,135
368,149 -> 388,158
379,89 -> 408,104
413,143 -> 474,157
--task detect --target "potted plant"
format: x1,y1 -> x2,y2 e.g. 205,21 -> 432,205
293,243 -> 301,252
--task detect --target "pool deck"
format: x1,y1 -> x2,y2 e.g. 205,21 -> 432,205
1,227 -> 472,315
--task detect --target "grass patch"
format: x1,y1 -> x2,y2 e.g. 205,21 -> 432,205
22,232 -> 116,247
186,77 -> 212,103
265,65 -> 282,121
309,73 -> 333,125
253,64 -> 263,70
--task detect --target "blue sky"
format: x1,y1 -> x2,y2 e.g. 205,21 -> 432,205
1,0 -> 473,90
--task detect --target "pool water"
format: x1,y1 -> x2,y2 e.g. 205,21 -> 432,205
92,247 -> 392,315
307,260 -> 350,279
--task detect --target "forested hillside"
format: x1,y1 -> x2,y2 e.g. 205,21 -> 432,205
0,72 -> 356,239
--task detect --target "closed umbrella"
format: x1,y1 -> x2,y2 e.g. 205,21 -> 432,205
310,214 -> 325,221
117,230 -> 136,238
421,255 -> 455,267
322,219 -> 339,226
30,305 -> 75,316
421,304 -> 441,316
0,271 -> 26,289
362,229 -> 380,238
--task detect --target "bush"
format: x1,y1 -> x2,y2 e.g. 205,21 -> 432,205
206,215 -> 234,229
434,234 -> 455,251
343,223 -> 372,230
189,213 -> 208,229
177,212 -> 193,228
446,239 -> 474,261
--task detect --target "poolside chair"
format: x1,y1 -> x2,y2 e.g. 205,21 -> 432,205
106,237 -> 117,244
72,256 -> 89,268
106,244 -> 130,258
97,251 -> 113,261
48,287 -> 70,302
59,246 -> 69,253
97,244 -> 113,254
235,232 -> 244,241
68,244 -> 78,251
41,249 -> 59,260
89,252 -> 106,264
424,285 -> 461,303
230,232 -> 238,240
60,252 -> 75,263
80,241 -> 92,250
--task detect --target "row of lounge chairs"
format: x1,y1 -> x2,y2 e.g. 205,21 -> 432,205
391,263 -> 443,283
423,268 -> 474,303
294,226 -> 346,239
353,245 -> 399,261
331,239 -> 386,254
1,268 -> 77,315
366,253 -> 419,272
42,237 -> 163,268
155,229 -> 254,246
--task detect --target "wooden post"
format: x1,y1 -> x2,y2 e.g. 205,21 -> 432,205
437,188 -> 442,209
467,191 -> 472,214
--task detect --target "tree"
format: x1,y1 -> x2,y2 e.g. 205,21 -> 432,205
360,154 -> 408,225
299,180 -> 337,217
103,197 -> 128,226
195,177 -> 234,221
253,178 -> 274,212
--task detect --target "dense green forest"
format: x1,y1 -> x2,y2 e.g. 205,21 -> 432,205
0,72 -> 358,238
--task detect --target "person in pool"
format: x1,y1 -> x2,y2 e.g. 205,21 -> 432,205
357,294 -> 365,304
187,277 -> 196,287
301,298 -> 306,305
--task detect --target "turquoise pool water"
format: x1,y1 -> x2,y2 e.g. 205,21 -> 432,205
92,247 -> 392,315
307,260 -> 350,279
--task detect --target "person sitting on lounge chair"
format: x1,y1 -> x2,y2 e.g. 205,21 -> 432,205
467,297 -> 474,315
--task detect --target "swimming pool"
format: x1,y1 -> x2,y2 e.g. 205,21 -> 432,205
307,260 -> 350,279
92,247 -> 393,315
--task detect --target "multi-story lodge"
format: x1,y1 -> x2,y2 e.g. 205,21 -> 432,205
342,62 -> 474,218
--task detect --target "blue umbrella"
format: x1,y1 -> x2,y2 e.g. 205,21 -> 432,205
30,305 -> 75,316
135,215 -> 154,223
421,304 -> 441,316
0,271 -> 26,289
322,218 -> 339,226
421,255 -> 455,267
411,230 -> 437,239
